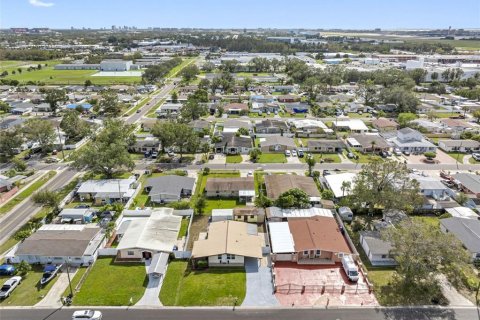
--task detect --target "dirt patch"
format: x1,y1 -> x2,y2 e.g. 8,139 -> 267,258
186,215 -> 209,251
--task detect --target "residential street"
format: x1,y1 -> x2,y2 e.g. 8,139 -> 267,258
0,306 -> 478,320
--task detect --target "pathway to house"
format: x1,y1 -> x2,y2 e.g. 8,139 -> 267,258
35,266 -> 78,307
135,260 -> 164,306
435,274 -> 474,307
242,257 -> 279,307
463,155 -> 472,164
338,153 -> 353,164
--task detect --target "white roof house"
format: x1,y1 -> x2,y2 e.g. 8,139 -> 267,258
333,119 -> 369,133
268,222 -> 295,253
445,207 -> 479,219
117,208 -> 181,253
288,119 -> 333,133
211,209 -> 234,222
77,178 -> 137,200
266,207 -> 334,220
324,172 -> 357,198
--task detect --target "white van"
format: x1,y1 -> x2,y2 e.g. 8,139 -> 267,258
338,207 -> 353,222
342,255 -> 359,282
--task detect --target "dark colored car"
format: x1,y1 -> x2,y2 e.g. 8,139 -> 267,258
0,265 -> 15,276
75,204 -> 90,209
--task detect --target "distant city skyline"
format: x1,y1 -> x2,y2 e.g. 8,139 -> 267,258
1,0 -> 479,30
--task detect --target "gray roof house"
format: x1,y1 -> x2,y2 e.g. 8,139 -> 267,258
438,140 -> 480,153
260,136 -> 296,153
359,231 -> 396,266
255,119 -> 288,134
307,140 -> 346,153
454,173 -> 480,196
440,217 -> 480,261
388,128 -> 436,153
144,175 -> 196,203
214,133 -> 252,155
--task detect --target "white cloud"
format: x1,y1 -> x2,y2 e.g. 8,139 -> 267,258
29,0 -> 55,7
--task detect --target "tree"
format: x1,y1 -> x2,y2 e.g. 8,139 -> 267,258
198,78 -> 210,91
217,105 -> 224,117
237,127 -> 249,136
275,188 -> 311,209
321,189 -> 334,200
84,79 -> 93,87
174,123 -> 199,161
70,119 -> 135,178
408,68 -> 427,85
426,110 -> 438,121
473,110 -> 480,123
455,192 -> 469,206
241,77 -> 253,91
14,230 -> 33,241
423,151 -> 437,160
60,110 -> 91,141
306,156 -> 316,176
16,261 -> 31,276
45,89 -> 67,115
12,158 -> 27,171
397,112 -> 418,127
202,62 -> 215,72
341,181 -> 351,197
348,160 -> 423,213
194,195 -> 206,215
32,189 -> 61,215
181,98 -> 207,121
181,64 -> 200,82
254,194 -> 273,208
171,91 -> 178,103
99,90 -> 121,117
0,128 -> 23,159
379,86 -> 419,113
151,121 -> 176,153
0,100 -> 9,113
370,140 -> 376,155
382,219 -> 470,304
430,72 -> 439,81
23,119 -> 56,153
358,79 -> 377,106
249,148 -> 262,162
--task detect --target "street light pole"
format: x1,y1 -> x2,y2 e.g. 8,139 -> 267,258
66,258 -> 73,298
56,126 -> 65,159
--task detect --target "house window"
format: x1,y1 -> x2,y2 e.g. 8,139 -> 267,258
303,250 -> 309,256
338,253 -> 344,258
227,254 -> 235,260
127,251 -> 134,256
315,250 -> 321,257
381,255 -> 388,259
250,215 -> 255,219
218,255 -> 222,260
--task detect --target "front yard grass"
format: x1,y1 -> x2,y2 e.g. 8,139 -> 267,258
300,153 -> 341,163
0,171 -> 57,215
226,154 -> 243,163
258,153 -> 286,163
0,265 -> 60,306
160,260 -> 246,306
446,152 -> 466,163
346,150 -> 383,164
62,267 -> 88,297
72,257 -> 147,306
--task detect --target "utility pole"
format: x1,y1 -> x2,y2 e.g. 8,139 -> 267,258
66,258 -> 73,298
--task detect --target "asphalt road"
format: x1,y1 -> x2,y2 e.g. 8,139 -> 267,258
0,307 -> 478,320
0,169 -> 78,246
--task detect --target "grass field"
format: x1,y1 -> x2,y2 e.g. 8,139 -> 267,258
1,60 -> 142,85
166,58 -> 196,78
0,171 -> 57,215
300,153 -> 341,163
160,261 -> 246,306
258,153 -> 287,163
226,154 -> 243,163
0,265 -> 60,306
72,257 -> 147,306
63,267 -> 88,298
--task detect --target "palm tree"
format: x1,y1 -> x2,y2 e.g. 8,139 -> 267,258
306,155 -> 316,176
341,181 -> 351,197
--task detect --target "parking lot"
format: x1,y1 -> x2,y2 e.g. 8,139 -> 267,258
404,149 -> 457,165
273,262 -> 378,307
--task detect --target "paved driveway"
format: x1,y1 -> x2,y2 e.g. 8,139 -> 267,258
135,260 -> 166,306
36,267 -> 77,307
242,257 -> 279,307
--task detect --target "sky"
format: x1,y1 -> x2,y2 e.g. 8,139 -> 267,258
0,0 -> 479,29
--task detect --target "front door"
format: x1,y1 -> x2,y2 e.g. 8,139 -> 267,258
142,251 -> 152,260
309,250 -> 315,259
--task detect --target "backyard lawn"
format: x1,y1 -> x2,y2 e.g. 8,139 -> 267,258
258,153 -> 286,163
0,265 -> 60,306
178,217 -> 190,239
226,154 -> 243,163
160,261 -> 246,306
204,199 -> 245,215
72,257 -> 147,306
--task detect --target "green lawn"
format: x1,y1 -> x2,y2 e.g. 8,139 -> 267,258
469,156 -> 480,164
0,171 -> 57,215
346,150 -> 383,163
178,218 -> 190,239
412,215 -> 440,228
72,257 -> 147,306
160,261 -> 246,306
446,152 -> 467,163
204,199 -> 245,215
166,58 -> 196,78
62,267 -> 88,298
258,153 -> 287,163
301,153 -> 341,163
226,154 -> 243,163
0,265 -> 60,306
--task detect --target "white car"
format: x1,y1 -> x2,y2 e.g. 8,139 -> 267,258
291,150 -> 297,157
284,150 -> 291,157
72,310 -> 103,320
472,153 -> 480,161
0,276 -> 22,299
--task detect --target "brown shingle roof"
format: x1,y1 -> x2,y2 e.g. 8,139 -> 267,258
288,217 -> 351,254
264,175 -> 320,199
205,177 -> 254,193
372,118 -> 398,129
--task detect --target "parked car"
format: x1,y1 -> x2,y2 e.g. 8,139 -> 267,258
291,150 -> 297,157
0,264 -> 15,276
23,153 -> 31,160
45,157 -> 59,163
285,150 -> 291,157
0,276 -> 22,299
75,204 -> 90,209
167,151 -> 175,157
151,152 -> 158,159
136,109 -> 141,113
380,151 -> 388,158
441,180 -> 456,188
393,148 -> 402,156
472,153 -> 480,161
72,310 -> 103,320
403,150 -> 411,156
297,149 -> 304,158
347,152 -> 355,159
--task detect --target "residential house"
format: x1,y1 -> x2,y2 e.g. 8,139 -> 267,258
440,118 -> 473,137
372,118 -> 398,132
333,119 -> 369,133
440,217 -> 480,261
191,220 -> 263,267
129,136 -> 159,154
10,225 -> 103,266
454,173 -> 480,197
255,119 -> 288,134
0,178 -> 13,193
269,217 -> 352,264
307,140 -> 345,153
411,119 -> 444,133
277,95 -> 301,103
359,231 -> 396,266
144,175 -> 195,203
189,119 -> 211,133
324,172 -> 357,198
0,117 -> 24,131
438,140 -> 480,153
266,206 -> 334,222
225,103 -> 249,115
259,136 -> 296,153
76,178 -> 137,205
388,128 -> 436,153
211,209 -> 234,222
283,102 -> 309,114
288,119 -> 333,134
58,208 -> 95,224
264,174 -> 320,202
214,133 -> 252,154
348,134 -> 390,153
233,207 -> 265,224
205,177 -> 255,202
412,174 -> 455,199
116,209 -> 181,261
222,119 -> 252,134
155,103 -> 182,118
250,102 -> 281,114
